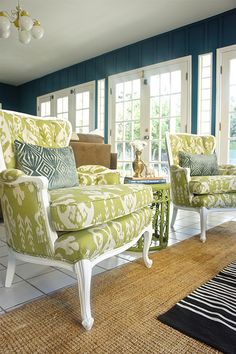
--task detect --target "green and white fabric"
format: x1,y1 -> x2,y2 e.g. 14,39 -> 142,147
50,184 -> 153,231
54,207 -> 152,263
0,176 -> 55,258
189,175 -> 236,195
0,110 -> 71,169
77,165 -> 120,186
14,140 -> 78,190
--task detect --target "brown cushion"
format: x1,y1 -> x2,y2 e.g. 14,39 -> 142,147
76,133 -> 104,144
70,142 -> 111,168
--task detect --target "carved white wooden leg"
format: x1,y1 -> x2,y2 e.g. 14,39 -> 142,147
5,252 -> 16,287
200,207 -> 208,243
74,259 -> 94,331
171,206 -> 178,228
143,225 -> 153,268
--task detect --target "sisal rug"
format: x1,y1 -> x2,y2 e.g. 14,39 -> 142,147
1,222 -> 236,354
158,260 -> 236,354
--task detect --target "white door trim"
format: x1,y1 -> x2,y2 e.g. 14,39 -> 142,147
216,44 -> 236,163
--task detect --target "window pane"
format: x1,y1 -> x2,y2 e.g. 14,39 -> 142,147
160,73 -> 170,94
150,75 -> 160,96
230,113 -> 236,137
229,140 -> 236,164
151,119 -> 160,139
150,97 -> 160,118
124,81 -> 132,100
76,93 -> 83,109
83,92 -> 89,108
171,71 -> 181,93
133,79 -> 140,99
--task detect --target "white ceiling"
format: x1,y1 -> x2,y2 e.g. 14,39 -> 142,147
0,0 -> 235,86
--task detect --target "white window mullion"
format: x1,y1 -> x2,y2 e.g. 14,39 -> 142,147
198,53 -> 212,135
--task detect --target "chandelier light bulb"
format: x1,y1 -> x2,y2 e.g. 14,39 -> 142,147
0,12 -> 11,32
31,21 -> 44,39
0,28 -> 10,39
19,29 -> 31,44
20,11 -> 33,31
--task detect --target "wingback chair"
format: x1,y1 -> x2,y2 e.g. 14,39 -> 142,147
166,133 -> 236,242
0,109 -> 153,330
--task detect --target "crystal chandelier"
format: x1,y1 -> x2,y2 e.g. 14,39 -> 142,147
0,1 -> 44,44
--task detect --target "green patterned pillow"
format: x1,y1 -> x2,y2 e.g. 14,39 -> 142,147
14,140 -> 78,190
179,151 -> 219,176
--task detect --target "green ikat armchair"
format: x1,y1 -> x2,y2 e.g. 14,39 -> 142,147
166,133 -> 236,242
0,109 -> 153,330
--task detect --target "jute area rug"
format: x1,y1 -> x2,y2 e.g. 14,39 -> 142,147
1,222 -> 236,354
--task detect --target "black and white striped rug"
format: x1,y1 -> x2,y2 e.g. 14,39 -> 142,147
158,261 -> 236,354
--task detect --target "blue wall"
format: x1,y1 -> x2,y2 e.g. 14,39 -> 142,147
12,8 -> 236,137
0,83 -> 19,111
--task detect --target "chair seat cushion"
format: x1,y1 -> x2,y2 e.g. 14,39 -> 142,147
50,184 -> 153,231
54,206 -> 152,263
189,175 -> 236,195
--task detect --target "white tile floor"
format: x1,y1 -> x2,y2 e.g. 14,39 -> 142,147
0,209 -> 236,314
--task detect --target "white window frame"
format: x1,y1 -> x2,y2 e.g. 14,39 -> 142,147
216,44 -> 236,163
197,53 -> 212,135
108,56 -> 192,145
37,81 -> 95,132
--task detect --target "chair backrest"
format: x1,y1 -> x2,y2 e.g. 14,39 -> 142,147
166,133 -> 216,166
0,110 -> 72,172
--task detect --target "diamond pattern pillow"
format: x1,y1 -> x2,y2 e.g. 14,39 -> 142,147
179,151 -> 219,176
14,140 -> 78,190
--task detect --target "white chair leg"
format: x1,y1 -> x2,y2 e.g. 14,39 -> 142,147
171,206 -> 178,228
74,259 -> 94,331
200,207 -> 208,243
143,225 -> 153,268
5,252 -> 16,287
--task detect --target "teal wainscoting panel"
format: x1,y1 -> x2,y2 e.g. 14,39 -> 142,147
156,33 -> 170,62
85,59 -> 96,82
206,18 -> 219,52
171,29 -> 187,58
116,47 -> 129,73
222,11 -> 236,46
188,23 -> 205,55
0,83 -> 19,111
128,43 -> 141,71
95,56 -> 106,80
141,38 -> 156,67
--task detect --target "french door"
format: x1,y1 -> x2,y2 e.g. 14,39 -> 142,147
37,81 -> 95,132
217,45 -> 236,164
109,57 -> 191,176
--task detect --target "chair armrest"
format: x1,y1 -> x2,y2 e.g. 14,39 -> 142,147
77,165 -> 120,185
169,165 -> 192,206
0,169 -> 56,258
218,164 -> 236,175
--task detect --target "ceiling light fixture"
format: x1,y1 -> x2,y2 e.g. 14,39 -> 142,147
0,1 -> 44,44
